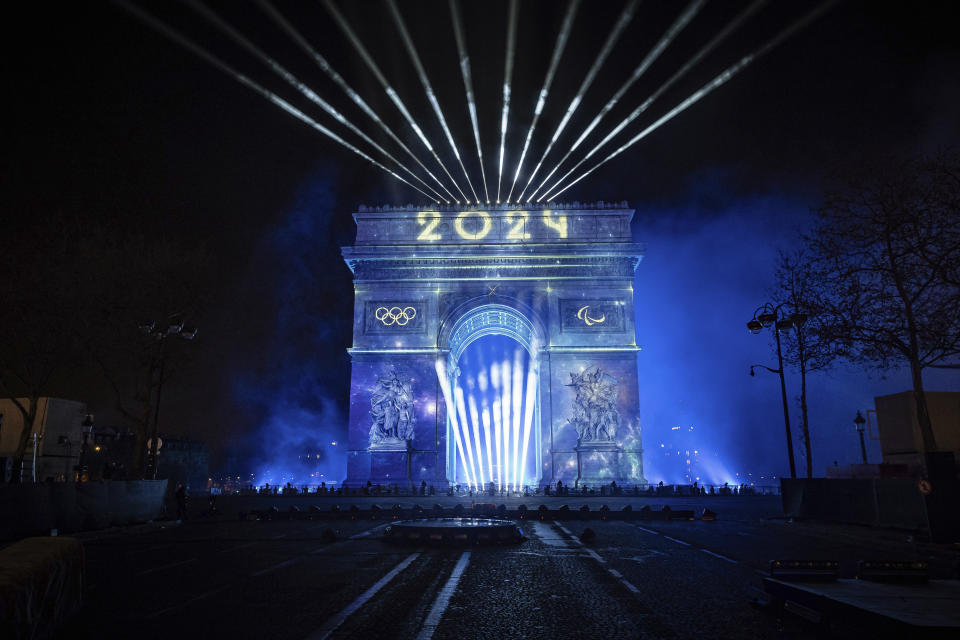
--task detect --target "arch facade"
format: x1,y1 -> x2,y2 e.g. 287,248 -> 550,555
342,203 -> 647,488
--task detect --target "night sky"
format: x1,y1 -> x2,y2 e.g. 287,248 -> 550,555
4,0 -> 958,483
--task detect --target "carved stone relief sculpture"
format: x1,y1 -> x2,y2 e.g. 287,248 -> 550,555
567,366 -> 620,444
369,369 -> 415,449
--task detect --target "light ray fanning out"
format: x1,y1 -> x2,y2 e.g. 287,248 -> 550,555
519,368 -> 538,490
449,0 -> 490,203
181,0 -> 446,204
322,0 -> 466,202
518,0 -> 640,202
255,0 -> 450,203
387,0 -> 479,203
436,360 -> 474,491
511,351 -> 523,490
543,0 -> 840,202
112,0 -> 436,200
467,392 -> 486,486
505,0 -> 579,203
482,407 -> 494,486
500,359 -> 512,490
497,0 -> 519,203
454,386 -> 479,489
538,0 -> 769,201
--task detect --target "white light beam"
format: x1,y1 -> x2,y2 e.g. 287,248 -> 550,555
505,0 -> 579,203
255,0 -> 451,203
537,0 -> 769,201
482,406 -> 494,488
454,386 -> 479,490
467,392 -> 486,487
543,0 -> 840,202
436,361 -> 474,491
517,0 -> 640,202
449,0 -> 490,203
182,0 -> 447,204
387,0 -> 479,204
500,359 -> 512,491
511,351 -> 523,491
322,0 -> 467,203
519,368 -> 538,491
113,0 -> 436,201
497,0 -> 519,203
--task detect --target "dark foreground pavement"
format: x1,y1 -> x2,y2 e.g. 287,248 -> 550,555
58,496 -> 960,639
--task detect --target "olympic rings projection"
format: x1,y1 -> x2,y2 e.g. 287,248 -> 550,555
375,306 -> 418,326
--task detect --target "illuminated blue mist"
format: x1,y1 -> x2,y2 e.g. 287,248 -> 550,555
230,176 -> 348,487
631,182 -> 959,486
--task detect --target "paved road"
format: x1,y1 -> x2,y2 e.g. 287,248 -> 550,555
60,497 -> 959,639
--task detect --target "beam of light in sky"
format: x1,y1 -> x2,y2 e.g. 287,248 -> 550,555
181,0 -> 447,204
542,0 -> 839,202
511,351 -> 523,490
454,386 -> 479,489
482,406 -> 494,487
387,0 -> 480,204
497,0 -> 519,203
467,392 -> 486,487
519,368 -> 538,489
517,0 -> 640,203
491,362 -> 502,491
504,0 -> 579,204
527,0 -> 703,202
492,397 -> 502,491
435,360 -> 473,490
532,0 -> 766,202
322,0 -> 466,203
449,0 -> 490,203
112,0 -> 437,201
536,0 -> 768,202
500,359 -> 512,490
255,0 -> 451,203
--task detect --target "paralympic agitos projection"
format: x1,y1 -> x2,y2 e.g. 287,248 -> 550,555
342,203 -> 646,489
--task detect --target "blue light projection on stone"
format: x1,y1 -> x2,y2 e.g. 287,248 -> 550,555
342,202 -> 647,488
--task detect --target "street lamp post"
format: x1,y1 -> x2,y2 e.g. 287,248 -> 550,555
854,410 -> 868,464
76,414 -> 94,481
140,317 -> 197,480
747,302 -> 805,479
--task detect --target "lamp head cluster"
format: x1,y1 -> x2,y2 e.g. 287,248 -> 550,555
746,304 -> 808,334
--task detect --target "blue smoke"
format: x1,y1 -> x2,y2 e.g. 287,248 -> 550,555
631,181 -> 959,485
230,174 -> 349,487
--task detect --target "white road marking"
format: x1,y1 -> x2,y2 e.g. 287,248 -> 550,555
305,552 -> 421,640
534,521 -> 570,547
145,585 -> 230,620
583,548 -> 606,563
251,557 -> 300,577
416,552 -> 471,639
701,549 -> 738,564
661,535 -> 691,547
218,541 -> 257,554
635,526 -> 659,535
349,523 -> 390,539
135,557 -> 197,577
606,568 -> 640,594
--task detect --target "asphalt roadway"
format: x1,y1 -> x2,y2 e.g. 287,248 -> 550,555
60,496 -> 960,639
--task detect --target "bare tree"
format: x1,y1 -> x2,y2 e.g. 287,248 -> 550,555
807,152 -> 960,454
75,231 -> 206,479
770,249 -> 841,477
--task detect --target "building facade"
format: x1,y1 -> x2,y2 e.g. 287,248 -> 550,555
342,202 -> 647,489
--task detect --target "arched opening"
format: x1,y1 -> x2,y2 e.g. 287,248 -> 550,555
436,304 -> 542,490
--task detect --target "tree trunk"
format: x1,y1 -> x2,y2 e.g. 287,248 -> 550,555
800,360 -> 812,478
909,359 -> 937,453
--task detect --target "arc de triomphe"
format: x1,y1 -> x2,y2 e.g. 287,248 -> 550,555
341,202 -> 646,489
